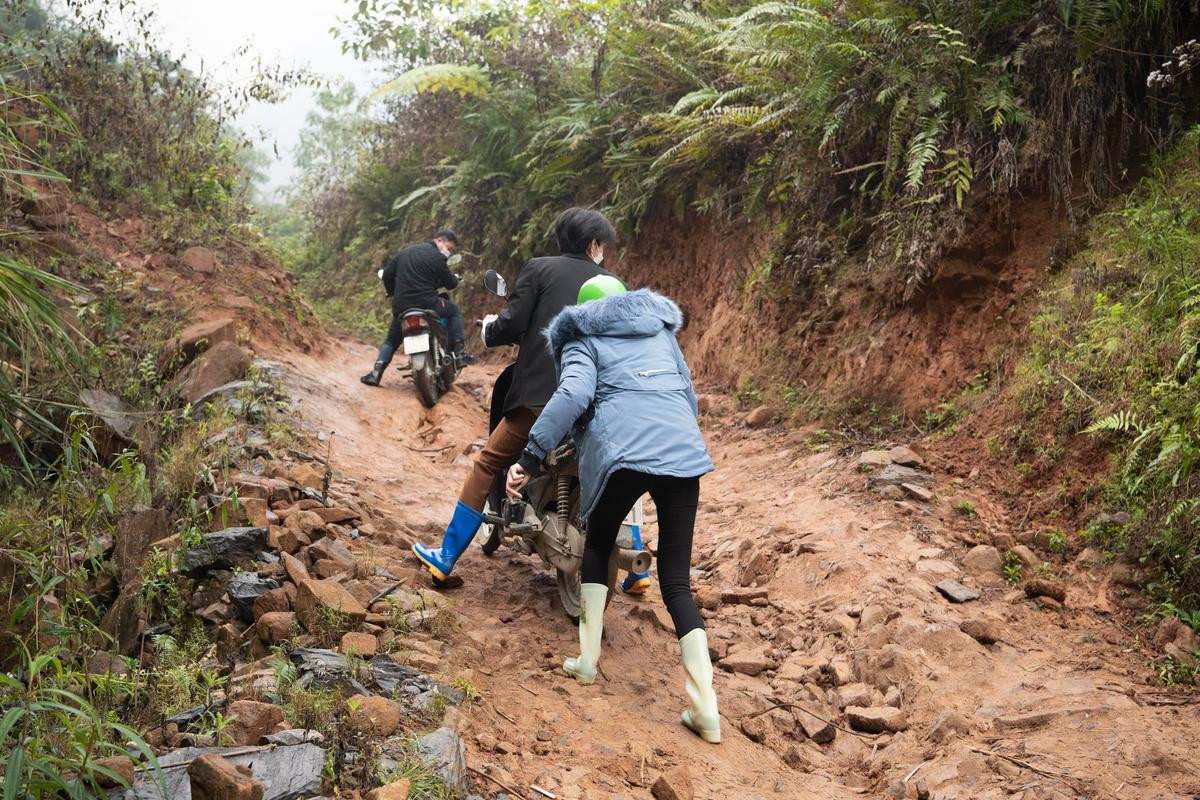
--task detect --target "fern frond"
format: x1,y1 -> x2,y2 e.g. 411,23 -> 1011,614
1084,409 -> 1145,436
372,63 -> 490,100
671,88 -> 719,115
904,115 -> 943,191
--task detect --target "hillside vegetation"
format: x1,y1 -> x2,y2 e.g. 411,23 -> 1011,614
0,4 -> 321,795
288,0 -> 1194,327
282,1 -> 1200,615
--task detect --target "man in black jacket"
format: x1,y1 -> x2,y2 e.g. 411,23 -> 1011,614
360,230 -> 470,387
413,208 -> 617,586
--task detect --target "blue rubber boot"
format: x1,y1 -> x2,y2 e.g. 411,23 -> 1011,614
413,501 -> 484,583
620,522 -> 652,596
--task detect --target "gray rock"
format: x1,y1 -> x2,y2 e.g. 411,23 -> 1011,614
180,528 -> 267,578
194,380 -> 275,407
79,389 -> 142,443
80,389 -> 153,456
416,727 -> 467,791
228,573 -> 279,623
935,580 -> 980,603
260,729 -> 325,746
107,743 -> 324,800
164,704 -> 218,730
866,464 -> 933,490
287,649 -> 461,704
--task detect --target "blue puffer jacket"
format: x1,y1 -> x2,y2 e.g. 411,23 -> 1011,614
519,289 -> 715,523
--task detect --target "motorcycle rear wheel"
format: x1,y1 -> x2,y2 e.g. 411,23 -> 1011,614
411,352 -> 439,408
479,525 -> 502,556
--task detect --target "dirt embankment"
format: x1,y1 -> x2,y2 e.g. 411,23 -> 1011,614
22,182 -> 322,356
617,197 -> 1062,416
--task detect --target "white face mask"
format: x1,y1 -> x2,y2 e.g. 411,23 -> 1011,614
590,245 -> 604,265
436,242 -> 452,258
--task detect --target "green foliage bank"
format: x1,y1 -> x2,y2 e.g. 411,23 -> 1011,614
1007,127 -> 1200,610
286,0 -> 1195,332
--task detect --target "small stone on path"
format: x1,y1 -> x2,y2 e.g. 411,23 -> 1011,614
901,483 -> 934,502
188,754 -> 264,800
745,406 -> 775,429
936,580 -> 979,603
652,766 -> 694,800
959,618 -> 1001,644
858,450 -> 891,468
887,445 -> 923,467
1024,578 -> 1067,603
846,705 -> 908,733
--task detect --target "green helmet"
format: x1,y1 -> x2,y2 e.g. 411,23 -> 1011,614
577,275 -> 627,304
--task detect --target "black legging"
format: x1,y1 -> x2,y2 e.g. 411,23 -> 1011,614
582,470 -> 704,638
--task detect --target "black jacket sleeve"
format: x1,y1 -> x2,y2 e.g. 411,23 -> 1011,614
436,259 -> 460,291
381,255 -> 397,298
484,260 -> 537,347
420,246 -> 459,291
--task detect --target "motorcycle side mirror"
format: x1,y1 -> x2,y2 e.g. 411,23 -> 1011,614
446,253 -> 463,268
484,269 -> 508,297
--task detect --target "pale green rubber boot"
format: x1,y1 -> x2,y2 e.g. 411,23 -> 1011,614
563,583 -> 608,685
679,628 -> 721,743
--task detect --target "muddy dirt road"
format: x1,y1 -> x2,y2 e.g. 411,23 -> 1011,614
270,336 -> 1199,800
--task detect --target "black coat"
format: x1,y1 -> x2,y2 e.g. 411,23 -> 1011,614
382,241 -> 459,315
483,253 -> 613,415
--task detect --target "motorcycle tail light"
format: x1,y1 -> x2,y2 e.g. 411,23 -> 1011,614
403,316 -> 426,332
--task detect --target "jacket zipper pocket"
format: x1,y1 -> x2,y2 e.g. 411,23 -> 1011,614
635,368 -> 672,378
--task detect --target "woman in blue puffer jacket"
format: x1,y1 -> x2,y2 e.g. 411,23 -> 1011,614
505,275 -> 720,744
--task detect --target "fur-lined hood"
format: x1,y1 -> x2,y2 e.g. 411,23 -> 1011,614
545,289 -> 683,356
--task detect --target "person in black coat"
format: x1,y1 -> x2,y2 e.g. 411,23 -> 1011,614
412,208 -> 617,586
361,230 -> 470,387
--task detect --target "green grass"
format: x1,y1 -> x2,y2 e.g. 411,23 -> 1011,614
377,743 -> 458,800
1155,655 -> 1200,687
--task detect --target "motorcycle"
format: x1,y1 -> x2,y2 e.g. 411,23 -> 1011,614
474,270 -> 651,618
378,255 -> 464,408
399,302 -> 457,409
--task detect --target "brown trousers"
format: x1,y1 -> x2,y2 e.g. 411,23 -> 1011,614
459,407 -> 537,510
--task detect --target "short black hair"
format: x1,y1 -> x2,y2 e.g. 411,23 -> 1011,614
554,207 -> 615,255
434,229 -> 459,245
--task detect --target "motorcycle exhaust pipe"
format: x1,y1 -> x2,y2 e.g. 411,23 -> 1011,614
616,548 -> 651,575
